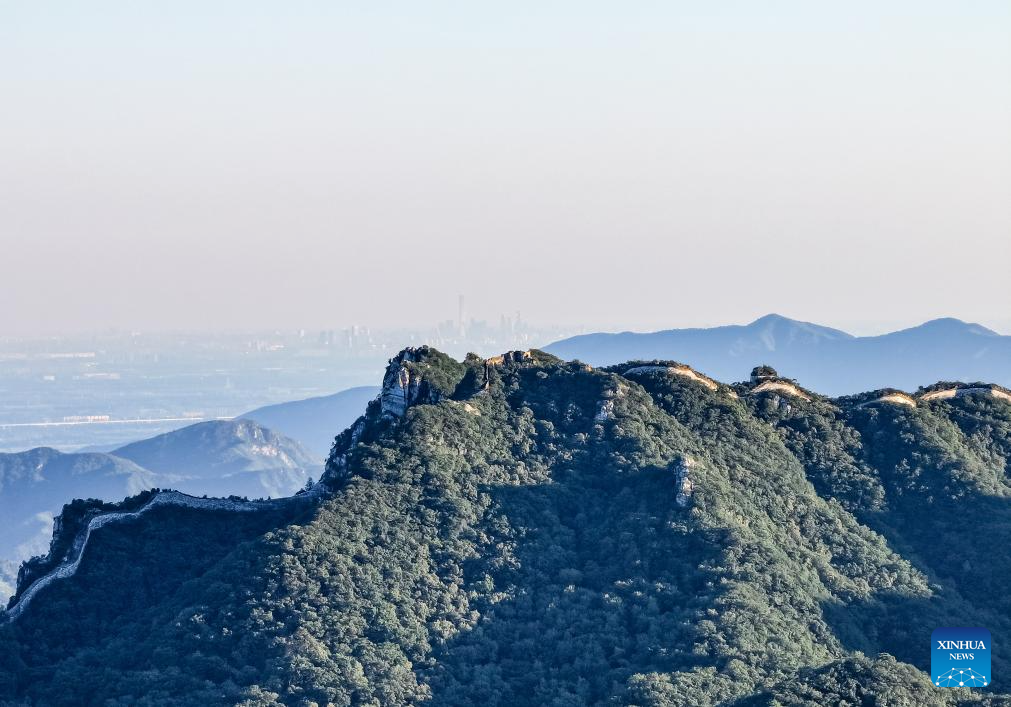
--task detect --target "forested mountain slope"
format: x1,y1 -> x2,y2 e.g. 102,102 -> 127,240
0,448 -> 155,601
0,349 -> 1007,706
0,421 -> 317,605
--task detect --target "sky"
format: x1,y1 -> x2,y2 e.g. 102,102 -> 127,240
1,1 -> 1009,336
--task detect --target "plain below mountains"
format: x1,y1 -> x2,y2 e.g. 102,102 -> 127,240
546,314 -> 1011,396
0,419 -> 317,602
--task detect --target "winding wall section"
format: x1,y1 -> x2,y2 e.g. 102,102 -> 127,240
3,485 -> 325,623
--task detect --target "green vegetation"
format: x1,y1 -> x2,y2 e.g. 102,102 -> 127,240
1,350 -> 1009,705
11,491 -> 159,606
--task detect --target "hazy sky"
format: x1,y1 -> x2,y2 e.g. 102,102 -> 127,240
2,1 -> 1009,336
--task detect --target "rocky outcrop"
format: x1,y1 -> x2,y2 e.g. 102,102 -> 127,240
674,456 -> 698,507
594,399 -> 615,422
381,352 -> 424,418
379,347 -> 465,418
329,348 -> 470,481
593,381 -> 630,424
765,394 -> 795,415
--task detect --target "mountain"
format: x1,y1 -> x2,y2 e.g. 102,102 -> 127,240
240,385 -> 381,458
2,348 -> 1010,705
546,314 -> 1011,395
112,419 -> 318,498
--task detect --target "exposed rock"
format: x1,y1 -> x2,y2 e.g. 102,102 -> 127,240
447,400 -> 482,416
594,399 -> 615,422
381,359 -> 421,418
674,456 -> 698,507
768,394 -> 792,414
379,347 -> 457,418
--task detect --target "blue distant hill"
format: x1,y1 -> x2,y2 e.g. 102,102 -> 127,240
240,385 -> 380,458
545,314 -> 1011,396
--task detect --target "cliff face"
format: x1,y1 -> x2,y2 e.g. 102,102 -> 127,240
379,346 -> 469,418
2,347 -> 1010,706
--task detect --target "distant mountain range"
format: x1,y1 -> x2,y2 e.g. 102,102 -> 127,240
112,419 -> 318,498
0,418 -> 319,602
545,314 -> 1011,395
240,385 -> 380,458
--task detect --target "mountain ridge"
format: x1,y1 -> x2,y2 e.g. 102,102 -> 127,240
0,419 -> 319,605
3,347 -> 1010,705
546,315 -> 1011,395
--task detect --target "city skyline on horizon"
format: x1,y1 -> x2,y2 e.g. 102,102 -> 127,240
3,1 -> 1009,337
4,307 -> 1011,343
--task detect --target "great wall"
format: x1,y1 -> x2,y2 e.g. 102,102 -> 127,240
622,364 -> 720,391
859,386 -> 1011,409
2,485 -> 325,623
5,352 -> 1011,625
